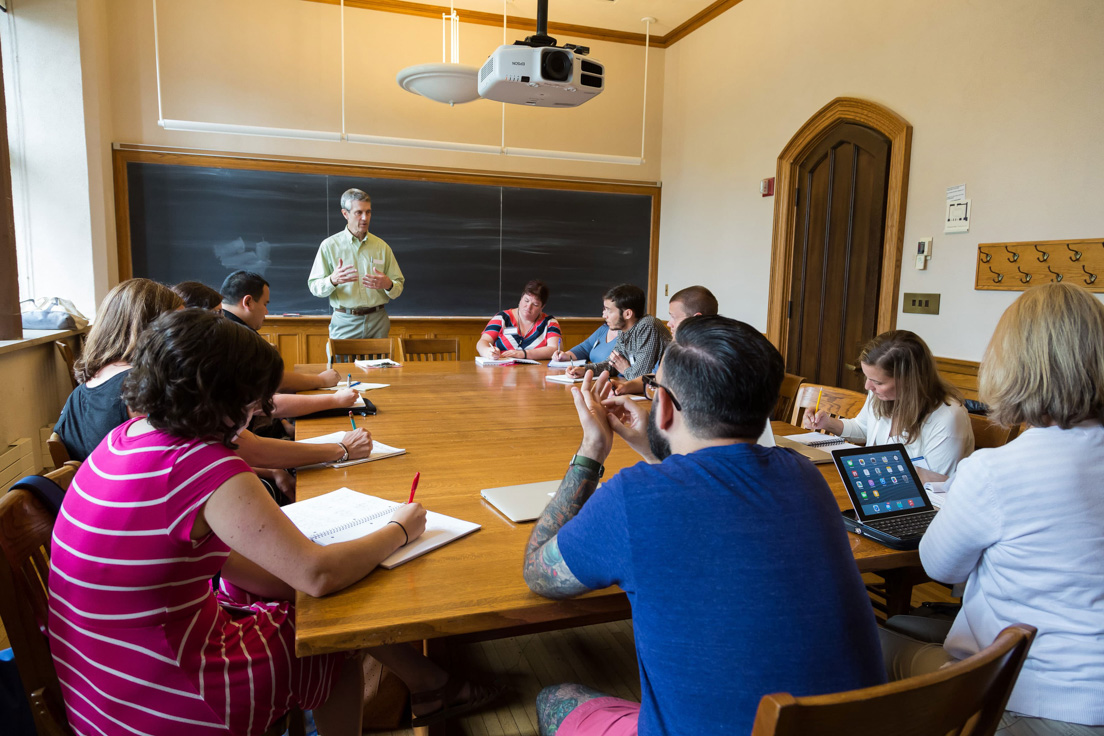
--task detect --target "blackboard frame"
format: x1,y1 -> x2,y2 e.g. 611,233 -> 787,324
112,146 -> 661,318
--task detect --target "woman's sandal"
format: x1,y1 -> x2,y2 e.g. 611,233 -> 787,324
409,676 -> 503,728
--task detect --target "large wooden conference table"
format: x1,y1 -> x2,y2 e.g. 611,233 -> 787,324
291,361 -> 922,658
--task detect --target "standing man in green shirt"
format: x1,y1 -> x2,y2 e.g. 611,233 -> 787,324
308,188 -> 405,339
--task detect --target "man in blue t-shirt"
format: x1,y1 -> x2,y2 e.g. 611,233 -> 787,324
523,316 -> 885,736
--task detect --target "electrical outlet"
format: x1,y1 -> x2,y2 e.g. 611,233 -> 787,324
902,293 -> 940,315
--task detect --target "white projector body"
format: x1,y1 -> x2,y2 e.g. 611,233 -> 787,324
477,45 -> 604,107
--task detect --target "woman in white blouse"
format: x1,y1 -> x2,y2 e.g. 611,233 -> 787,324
803,330 -> 973,479
881,282 -> 1104,735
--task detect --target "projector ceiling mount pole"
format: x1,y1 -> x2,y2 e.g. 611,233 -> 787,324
521,0 -> 556,47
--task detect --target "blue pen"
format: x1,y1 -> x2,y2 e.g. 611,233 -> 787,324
349,380 -> 360,388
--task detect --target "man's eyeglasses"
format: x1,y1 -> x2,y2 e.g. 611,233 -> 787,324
642,374 -> 681,410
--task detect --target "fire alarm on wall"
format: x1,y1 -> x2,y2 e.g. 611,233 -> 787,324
760,177 -> 775,197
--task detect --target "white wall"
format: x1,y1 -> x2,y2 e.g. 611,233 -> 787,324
0,0 -> 100,316
659,0 -> 1104,360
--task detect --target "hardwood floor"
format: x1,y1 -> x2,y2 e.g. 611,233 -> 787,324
371,620 -> 640,736
366,580 -> 960,735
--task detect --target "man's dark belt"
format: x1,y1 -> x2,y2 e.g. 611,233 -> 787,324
334,305 -> 385,316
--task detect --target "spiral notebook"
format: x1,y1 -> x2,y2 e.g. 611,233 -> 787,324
775,432 -> 861,464
281,487 -> 480,568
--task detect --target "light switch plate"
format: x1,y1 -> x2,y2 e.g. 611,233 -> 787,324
903,293 -> 940,315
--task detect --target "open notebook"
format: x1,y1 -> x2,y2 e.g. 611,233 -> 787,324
296,431 -> 405,469
282,487 -> 480,568
475,357 -> 541,366
775,431 -> 862,464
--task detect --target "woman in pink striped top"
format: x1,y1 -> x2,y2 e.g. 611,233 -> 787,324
48,309 -> 496,735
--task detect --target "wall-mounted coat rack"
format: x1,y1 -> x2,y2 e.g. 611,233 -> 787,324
975,238 -> 1104,291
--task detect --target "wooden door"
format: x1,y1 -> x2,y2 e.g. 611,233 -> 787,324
786,123 -> 890,391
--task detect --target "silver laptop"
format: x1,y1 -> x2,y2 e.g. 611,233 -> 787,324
481,480 -> 561,522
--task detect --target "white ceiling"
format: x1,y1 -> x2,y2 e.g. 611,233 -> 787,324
437,0 -> 719,37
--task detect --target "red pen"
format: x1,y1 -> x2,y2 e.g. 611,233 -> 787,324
407,472 -> 420,504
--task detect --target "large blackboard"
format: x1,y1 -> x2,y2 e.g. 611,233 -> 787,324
124,158 -> 655,317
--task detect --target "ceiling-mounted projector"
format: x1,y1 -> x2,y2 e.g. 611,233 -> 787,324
477,0 -> 605,108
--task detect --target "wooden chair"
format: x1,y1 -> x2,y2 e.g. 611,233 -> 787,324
0,466 -> 304,736
969,413 -> 1015,450
54,341 -> 78,391
0,465 -> 78,736
327,337 -> 392,362
399,337 -> 459,362
750,623 -> 1037,736
773,373 -> 805,422
46,433 -> 70,469
790,383 -> 867,427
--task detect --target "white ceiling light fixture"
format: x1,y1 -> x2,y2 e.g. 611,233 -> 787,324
395,2 -> 480,106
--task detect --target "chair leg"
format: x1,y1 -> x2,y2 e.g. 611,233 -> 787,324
286,708 -> 306,736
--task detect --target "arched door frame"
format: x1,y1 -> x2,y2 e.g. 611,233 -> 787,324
766,97 -> 913,356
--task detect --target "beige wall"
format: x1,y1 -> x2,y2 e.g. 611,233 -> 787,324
659,0 -> 1104,361
104,0 -> 663,176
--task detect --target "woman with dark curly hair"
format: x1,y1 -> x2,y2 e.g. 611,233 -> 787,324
47,310 -> 497,735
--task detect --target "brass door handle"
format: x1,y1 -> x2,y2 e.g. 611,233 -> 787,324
844,363 -> 857,372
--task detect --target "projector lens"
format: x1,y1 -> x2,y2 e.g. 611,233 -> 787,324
541,49 -> 572,82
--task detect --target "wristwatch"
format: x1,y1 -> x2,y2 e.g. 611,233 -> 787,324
337,442 -> 350,463
569,454 -> 604,478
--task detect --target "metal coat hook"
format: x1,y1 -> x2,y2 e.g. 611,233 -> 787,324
1046,264 -> 1063,282
1083,265 -> 1097,285
1033,245 -> 1049,262
979,249 -> 992,263
1005,245 -> 1019,262
988,266 -> 1003,283
1067,244 -> 1082,261
1016,265 -> 1031,283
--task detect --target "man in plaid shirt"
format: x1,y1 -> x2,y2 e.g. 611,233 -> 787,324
569,283 -> 671,381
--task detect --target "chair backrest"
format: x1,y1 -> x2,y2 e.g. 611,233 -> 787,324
399,338 -> 459,362
54,341 -> 78,391
790,384 -> 867,426
773,373 -> 805,422
46,433 -> 70,470
0,465 -> 78,736
751,624 -> 1036,736
328,338 -> 392,362
969,413 -> 1015,450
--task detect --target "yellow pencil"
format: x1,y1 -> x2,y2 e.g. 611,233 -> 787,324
815,388 -> 823,414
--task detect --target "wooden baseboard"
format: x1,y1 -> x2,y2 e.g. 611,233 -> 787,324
260,316 -> 606,367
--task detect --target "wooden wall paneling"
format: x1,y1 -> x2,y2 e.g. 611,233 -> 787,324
975,239 -> 1104,292
262,317 -> 606,366
935,357 -> 980,402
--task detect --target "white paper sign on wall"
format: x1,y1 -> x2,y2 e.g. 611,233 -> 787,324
945,199 -> 971,234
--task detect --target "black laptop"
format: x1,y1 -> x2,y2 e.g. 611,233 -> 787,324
830,443 -> 937,550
